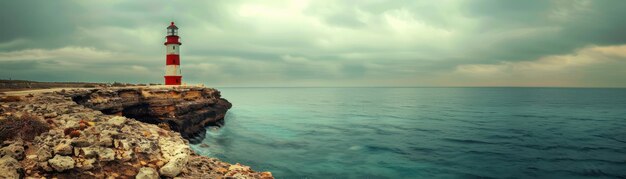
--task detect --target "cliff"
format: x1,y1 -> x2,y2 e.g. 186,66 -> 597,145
0,87 -> 272,179
70,87 -> 232,143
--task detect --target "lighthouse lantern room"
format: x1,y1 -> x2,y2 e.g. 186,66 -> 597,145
164,22 -> 182,85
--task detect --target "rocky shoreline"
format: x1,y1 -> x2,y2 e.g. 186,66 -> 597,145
0,87 -> 272,179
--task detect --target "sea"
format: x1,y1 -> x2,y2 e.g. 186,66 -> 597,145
190,87 -> 626,178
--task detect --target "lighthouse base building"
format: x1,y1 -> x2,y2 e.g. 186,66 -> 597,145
164,22 -> 182,85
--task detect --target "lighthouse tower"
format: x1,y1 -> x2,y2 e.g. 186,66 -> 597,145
164,22 -> 182,85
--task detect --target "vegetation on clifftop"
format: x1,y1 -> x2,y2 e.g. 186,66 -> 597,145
0,113 -> 50,142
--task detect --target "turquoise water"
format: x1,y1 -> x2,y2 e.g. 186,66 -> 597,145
190,88 -> 626,178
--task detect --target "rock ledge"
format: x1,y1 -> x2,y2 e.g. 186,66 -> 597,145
70,87 -> 232,142
0,87 -> 272,179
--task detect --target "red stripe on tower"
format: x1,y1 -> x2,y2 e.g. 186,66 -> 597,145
164,22 -> 182,85
166,55 -> 179,65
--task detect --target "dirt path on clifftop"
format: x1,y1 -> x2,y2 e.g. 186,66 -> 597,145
2,88 -> 92,96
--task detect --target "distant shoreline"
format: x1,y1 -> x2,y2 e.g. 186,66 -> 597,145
0,80 -> 159,93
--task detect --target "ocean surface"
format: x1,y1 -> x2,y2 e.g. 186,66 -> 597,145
190,87 -> 626,178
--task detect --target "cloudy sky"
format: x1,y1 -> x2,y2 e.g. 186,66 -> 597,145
1,0 -> 625,87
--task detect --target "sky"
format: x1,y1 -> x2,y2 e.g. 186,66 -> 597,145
1,0 -> 625,87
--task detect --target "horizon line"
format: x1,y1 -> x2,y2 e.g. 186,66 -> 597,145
2,79 -> 625,89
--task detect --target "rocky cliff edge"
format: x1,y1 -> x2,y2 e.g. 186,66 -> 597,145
0,87 -> 272,179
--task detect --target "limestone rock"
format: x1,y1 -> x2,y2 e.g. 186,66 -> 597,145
43,112 -> 58,118
260,172 -> 274,179
48,155 -> 75,172
226,163 -> 256,179
76,158 -> 96,170
0,141 -> 25,160
108,116 -> 126,126
64,120 -> 79,129
158,137 -> 190,161
136,140 -> 158,154
98,148 -> 115,161
116,149 -> 134,161
71,136 -> 93,147
98,134 -> 114,147
136,167 -> 159,179
159,153 -> 189,177
77,147 -> 99,158
0,156 -> 22,179
114,139 -> 131,149
38,161 -> 53,172
53,139 -> 73,155
229,163 -> 251,171
36,145 -> 52,162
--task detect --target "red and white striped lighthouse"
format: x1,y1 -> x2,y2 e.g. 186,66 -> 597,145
164,22 -> 182,85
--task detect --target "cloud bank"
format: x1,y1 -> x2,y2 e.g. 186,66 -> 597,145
0,0 -> 625,87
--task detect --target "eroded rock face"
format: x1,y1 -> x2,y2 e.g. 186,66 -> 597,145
70,87 -> 232,142
0,87 -> 272,179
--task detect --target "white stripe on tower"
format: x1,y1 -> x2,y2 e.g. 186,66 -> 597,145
165,65 -> 180,76
166,44 -> 179,55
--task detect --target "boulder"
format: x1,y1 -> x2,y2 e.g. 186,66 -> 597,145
53,139 -> 73,155
0,156 -> 22,179
77,147 -> 99,158
36,145 -> 52,162
136,167 -> 159,179
48,155 -> 75,172
159,153 -> 189,177
0,141 -> 25,160
158,138 -> 190,161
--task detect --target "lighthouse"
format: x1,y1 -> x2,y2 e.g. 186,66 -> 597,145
164,22 -> 182,85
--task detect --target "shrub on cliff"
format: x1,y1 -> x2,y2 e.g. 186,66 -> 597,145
111,82 -> 127,87
0,113 -> 50,142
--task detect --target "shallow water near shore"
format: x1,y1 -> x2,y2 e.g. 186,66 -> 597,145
190,87 -> 626,178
